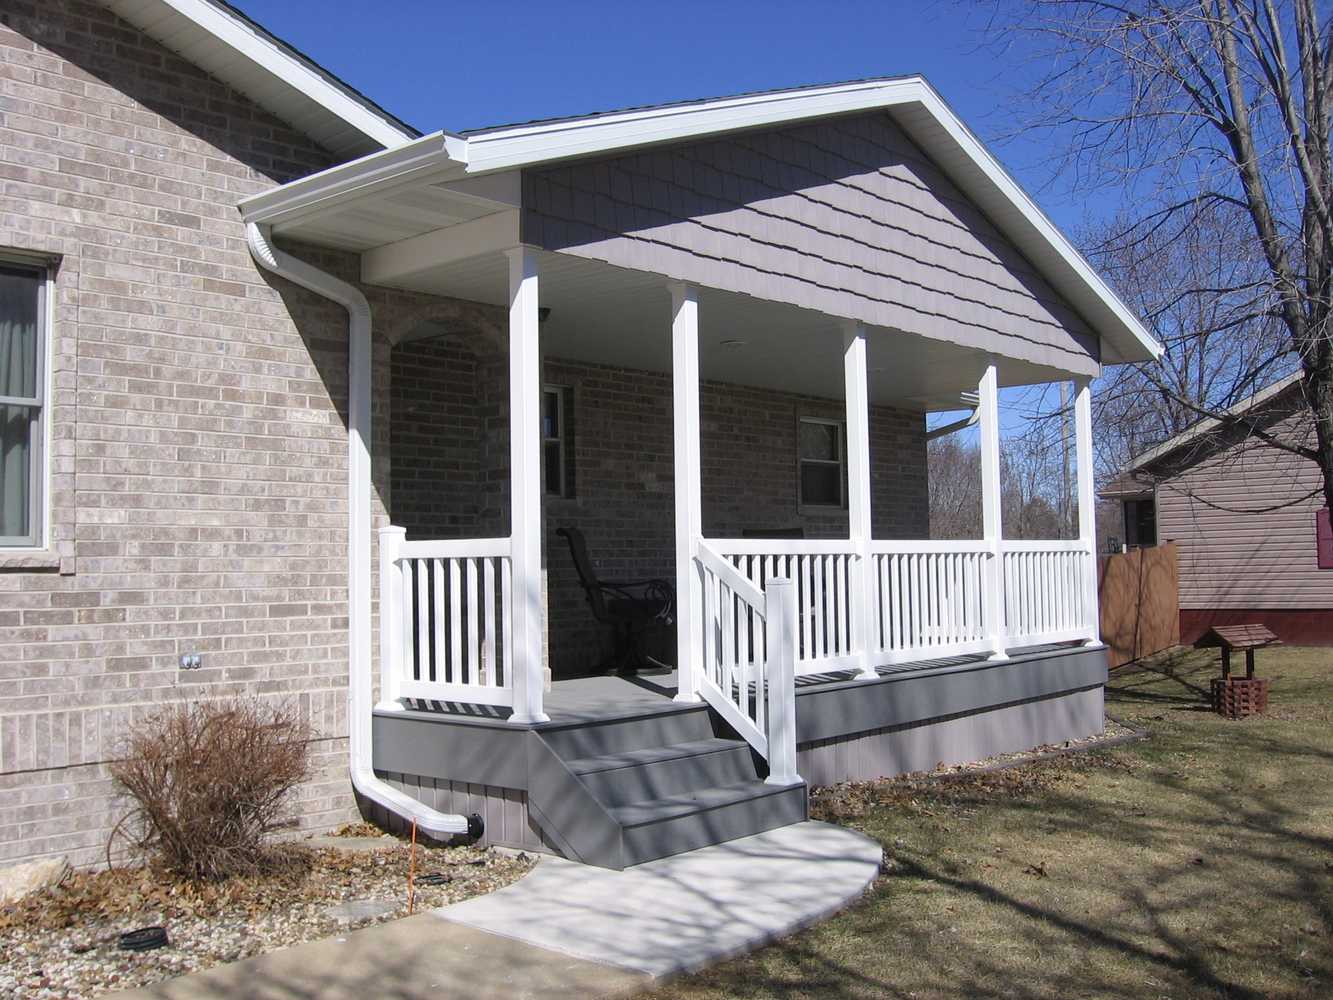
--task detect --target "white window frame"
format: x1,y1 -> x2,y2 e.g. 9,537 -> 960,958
542,384 -> 570,499
797,416 -> 846,510
0,254 -> 51,550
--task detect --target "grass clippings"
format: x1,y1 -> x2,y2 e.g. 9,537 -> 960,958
647,644 -> 1333,1000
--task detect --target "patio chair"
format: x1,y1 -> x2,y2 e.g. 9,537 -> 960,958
556,525 -> 675,674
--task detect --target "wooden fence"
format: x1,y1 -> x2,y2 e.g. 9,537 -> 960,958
1098,543 -> 1179,668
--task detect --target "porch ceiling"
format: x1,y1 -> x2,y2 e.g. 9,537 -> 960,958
394,247 -> 1081,410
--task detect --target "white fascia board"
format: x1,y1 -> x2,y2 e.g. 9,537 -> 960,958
152,0 -> 415,150
238,131 -> 469,226
461,78 -> 927,173
1124,371 -> 1303,471
904,86 -> 1162,367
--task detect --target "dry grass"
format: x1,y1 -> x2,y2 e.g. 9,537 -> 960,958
648,645 -> 1333,1000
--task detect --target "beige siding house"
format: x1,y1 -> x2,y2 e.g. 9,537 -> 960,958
1103,374 -> 1333,645
2,1 -> 1159,869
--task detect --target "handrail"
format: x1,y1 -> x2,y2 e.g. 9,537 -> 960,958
706,537 -> 858,556
999,539 -> 1088,553
695,539 -> 767,608
399,536 -> 511,559
869,538 -> 992,555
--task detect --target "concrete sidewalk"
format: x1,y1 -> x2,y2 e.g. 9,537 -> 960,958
116,821 -> 881,999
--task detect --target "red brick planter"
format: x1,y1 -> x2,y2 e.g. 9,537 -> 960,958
1210,677 -> 1270,719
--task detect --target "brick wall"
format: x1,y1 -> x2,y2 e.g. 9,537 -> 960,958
392,351 -> 928,675
0,1 -> 491,867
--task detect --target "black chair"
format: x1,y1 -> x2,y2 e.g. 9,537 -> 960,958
556,526 -> 674,674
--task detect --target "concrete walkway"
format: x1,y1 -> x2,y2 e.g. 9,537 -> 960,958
437,821 -> 882,978
115,821 -> 881,999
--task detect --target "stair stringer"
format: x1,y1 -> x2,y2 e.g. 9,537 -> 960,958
525,731 -> 627,869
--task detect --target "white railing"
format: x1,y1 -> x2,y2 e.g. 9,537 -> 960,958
869,540 -> 994,662
708,539 -> 862,677
694,541 -> 799,784
379,528 -> 514,708
1001,540 -> 1093,647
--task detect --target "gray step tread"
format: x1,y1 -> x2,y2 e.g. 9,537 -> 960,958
565,738 -> 748,775
608,779 -> 800,829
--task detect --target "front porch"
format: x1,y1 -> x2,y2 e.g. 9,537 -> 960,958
369,643 -> 1106,867
237,78 -> 1157,866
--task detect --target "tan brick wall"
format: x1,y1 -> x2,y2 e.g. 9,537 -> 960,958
0,0 -> 931,866
391,348 -> 929,675
0,0 -> 492,867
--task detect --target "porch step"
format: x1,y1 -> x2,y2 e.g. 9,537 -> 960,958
539,706 -> 714,760
529,706 -> 808,869
610,780 -> 808,868
566,737 -> 757,807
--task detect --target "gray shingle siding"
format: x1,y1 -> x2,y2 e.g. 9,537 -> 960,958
522,112 -> 1099,373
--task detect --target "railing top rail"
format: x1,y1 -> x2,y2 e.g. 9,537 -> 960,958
695,540 -> 768,608
1000,539 -> 1088,553
396,536 -> 512,560
706,537 -> 857,556
869,538 -> 992,555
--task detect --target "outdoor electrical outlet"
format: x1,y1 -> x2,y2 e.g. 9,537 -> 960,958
179,654 -> 201,670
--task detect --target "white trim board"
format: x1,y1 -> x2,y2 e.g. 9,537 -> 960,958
106,0 -> 417,157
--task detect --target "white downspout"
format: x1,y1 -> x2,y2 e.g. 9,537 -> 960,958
245,223 -> 478,841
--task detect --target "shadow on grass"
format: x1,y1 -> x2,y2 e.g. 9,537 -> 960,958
652,698 -> 1333,1000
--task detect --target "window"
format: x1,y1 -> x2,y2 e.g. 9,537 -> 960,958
798,417 -> 845,508
543,386 -> 572,498
0,261 -> 46,547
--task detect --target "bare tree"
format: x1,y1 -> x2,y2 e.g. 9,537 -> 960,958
927,431 -> 1072,538
988,1 -> 1333,508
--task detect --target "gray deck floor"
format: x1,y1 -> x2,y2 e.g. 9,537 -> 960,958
406,643 -> 1077,726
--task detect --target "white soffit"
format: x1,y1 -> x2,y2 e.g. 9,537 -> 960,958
238,76 -> 1162,365
103,0 -> 417,159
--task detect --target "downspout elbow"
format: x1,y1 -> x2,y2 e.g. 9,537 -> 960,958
244,222 -> 478,842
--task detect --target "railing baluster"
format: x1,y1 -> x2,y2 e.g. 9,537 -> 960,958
483,557 -> 496,686
432,558 -> 446,683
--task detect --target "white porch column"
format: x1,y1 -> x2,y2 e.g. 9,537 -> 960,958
1074,377 -> 1101,645
671,283 -> 704,703
842,323 -> 876,678
978,362 -> 1008,660
507,247 -> 549,724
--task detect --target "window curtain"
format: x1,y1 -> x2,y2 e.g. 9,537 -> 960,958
0,269 -> 38,540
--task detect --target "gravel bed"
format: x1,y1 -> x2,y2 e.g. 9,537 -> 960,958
0,836 -> 534,999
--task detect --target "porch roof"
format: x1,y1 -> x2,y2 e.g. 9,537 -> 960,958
238,76 -> 1161,390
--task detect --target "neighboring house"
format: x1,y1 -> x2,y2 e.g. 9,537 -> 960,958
1101,373 -> 1333,645
1,1 -> 1159,870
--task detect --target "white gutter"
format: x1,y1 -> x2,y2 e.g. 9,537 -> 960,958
926,391 -> 982,441
245,223 -> 478,841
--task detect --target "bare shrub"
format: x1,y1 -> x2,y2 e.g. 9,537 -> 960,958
109,698 -> 312,880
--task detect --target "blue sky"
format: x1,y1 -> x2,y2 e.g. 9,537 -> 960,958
237,0 -> 1109,237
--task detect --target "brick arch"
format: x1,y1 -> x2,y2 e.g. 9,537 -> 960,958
379,298 -> 506,353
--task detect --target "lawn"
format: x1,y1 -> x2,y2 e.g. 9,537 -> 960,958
648,645 -> 1333,1000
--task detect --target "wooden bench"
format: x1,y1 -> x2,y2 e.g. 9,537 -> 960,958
1196,624 -> 1280,679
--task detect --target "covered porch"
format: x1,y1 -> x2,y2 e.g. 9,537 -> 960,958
371,243 -> 1102,780
238,78 -> 1158,864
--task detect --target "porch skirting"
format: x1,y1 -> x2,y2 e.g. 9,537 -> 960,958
369,644 -> 1108,856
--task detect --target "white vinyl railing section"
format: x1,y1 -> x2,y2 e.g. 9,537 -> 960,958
379,528 -> 514,708
709,539 -> 862,677
1001,540 -> 1094,647
694,540 -> 799,784
869,540 -> 994,662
